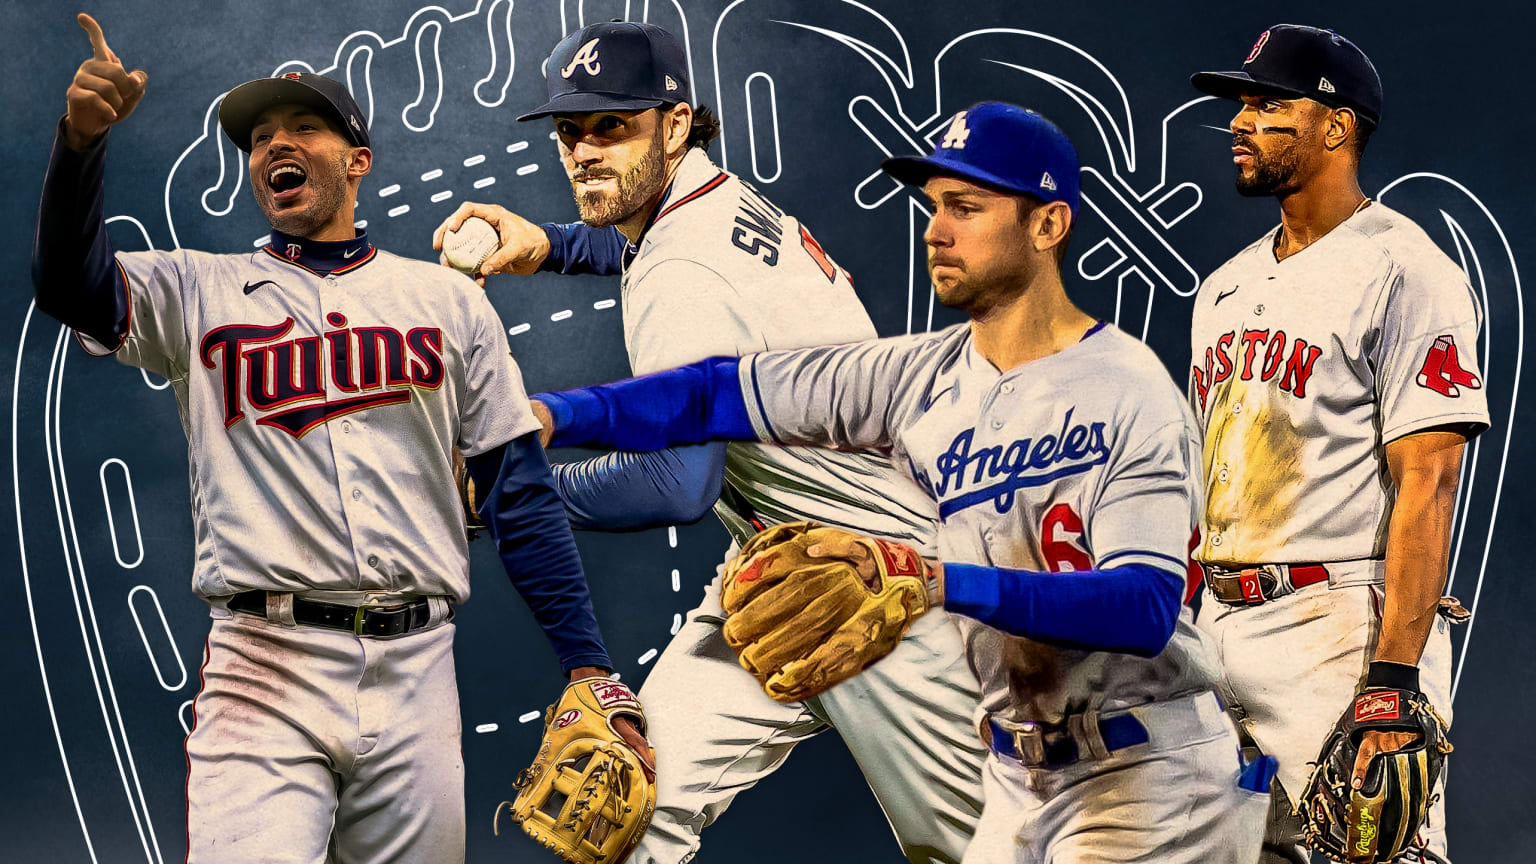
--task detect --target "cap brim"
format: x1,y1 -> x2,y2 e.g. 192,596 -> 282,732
881,154 -> 1043,202
1190,70 -> 1305,101
516,92 -> 672,122
219,77 -> 349,153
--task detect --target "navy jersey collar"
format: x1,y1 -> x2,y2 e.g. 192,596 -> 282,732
265,228 -> 376,275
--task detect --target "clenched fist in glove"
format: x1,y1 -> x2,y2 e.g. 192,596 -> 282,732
720,521 -> 941,703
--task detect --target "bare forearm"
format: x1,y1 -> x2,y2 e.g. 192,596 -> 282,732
1376,435 -> 1465,665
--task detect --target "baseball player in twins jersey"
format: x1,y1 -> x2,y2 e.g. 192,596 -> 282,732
33,15 -> 646,862
530,103 -> 1274,863
434,22 -> 986,864
1189,26 -> 1489,863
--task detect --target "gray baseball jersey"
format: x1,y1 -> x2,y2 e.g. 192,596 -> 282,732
622,147 -> 936,550
735,321 -> 1222,723
84,243 -> 538,602
1189,202 -> 1491,573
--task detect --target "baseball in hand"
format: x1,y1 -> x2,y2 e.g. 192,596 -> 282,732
442,216 -> 502,276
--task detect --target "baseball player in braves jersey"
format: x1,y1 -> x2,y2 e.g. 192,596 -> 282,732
1189,25 -> 1489,863
32,14 -> 648,862
432,21 -> 987,864
525,102 -> 1276,863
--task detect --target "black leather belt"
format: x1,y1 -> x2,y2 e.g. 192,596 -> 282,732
227,590 -> 438,637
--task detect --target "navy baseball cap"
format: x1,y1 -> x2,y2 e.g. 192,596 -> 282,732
219,72 -> 370,152
518,21 -> 691,121
882,102 -> 1081,216
1192,25 -> 1382,126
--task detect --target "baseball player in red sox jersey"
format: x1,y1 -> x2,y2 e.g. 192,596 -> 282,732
525,102 -> 1277,863
32,14 -> 648,863
1189,25 -> 1489,863
433,22 -> 987,864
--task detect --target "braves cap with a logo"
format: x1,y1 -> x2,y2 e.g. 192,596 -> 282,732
517,20 -> 691,121
1192,24 -> 1383,126
219,72 -> 370,153
881,102 -> 1081,216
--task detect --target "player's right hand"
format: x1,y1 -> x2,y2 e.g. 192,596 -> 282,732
431,202 -> 550,279
529,399 -> 555,448
65,13 -> 148,150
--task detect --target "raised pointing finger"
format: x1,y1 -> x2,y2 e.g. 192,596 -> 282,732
78,13 -> 116,64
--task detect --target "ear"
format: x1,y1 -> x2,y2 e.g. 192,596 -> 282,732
664,103 -> 693,157
1032,201 -> 1073,255
348,146 -> 373,180
1323,107 -> 1357,153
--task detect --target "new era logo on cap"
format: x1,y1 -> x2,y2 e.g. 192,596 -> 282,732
1318,76 -> 1336,93
1040,172 -> 1057,191
665,75 -> 679,91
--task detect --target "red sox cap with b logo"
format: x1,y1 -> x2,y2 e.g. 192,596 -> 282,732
517,20 -> 692,121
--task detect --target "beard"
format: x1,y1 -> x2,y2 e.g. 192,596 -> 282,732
571,126 -> 668,228
1234,134 -> 1306,198
930,254 -> 1033,318
255,152 -> 350,237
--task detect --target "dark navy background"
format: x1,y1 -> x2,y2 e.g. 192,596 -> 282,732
4,1 -> 1532,862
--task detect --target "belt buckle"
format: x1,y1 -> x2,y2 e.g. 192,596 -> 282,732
1238,568 -> 1266,604
352,605 -> 368,635
1010,722 -> 1048,766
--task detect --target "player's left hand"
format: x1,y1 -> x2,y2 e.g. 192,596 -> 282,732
570,666 -> 655,778
530,399 -> 555,448
1351,727 -> 1422,790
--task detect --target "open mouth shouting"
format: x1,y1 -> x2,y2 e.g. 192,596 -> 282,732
266,159 -> 309,205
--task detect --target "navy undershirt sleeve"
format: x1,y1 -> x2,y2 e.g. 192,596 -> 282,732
943,561 -> 1183,657
553,443 -> 727,531
32,117 -> 129,347
467,433 -> 612,673
539,222 -> 627,276
535,356 -> 756,451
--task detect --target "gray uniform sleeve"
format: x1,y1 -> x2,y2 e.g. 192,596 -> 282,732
459,291 -> 542,456
1372,259 -> 1491,442
1086,414 -> 1201,576
736,336 -> 923,451
79,250 -> 193,380
626,258 -> 763,374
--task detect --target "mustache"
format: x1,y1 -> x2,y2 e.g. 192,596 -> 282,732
572,169 -> 620,183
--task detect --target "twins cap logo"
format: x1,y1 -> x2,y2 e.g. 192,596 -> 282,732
1245,29 -> 1271,64
1318,76 -> 1336,93
665,74 -> 679,92
940,111 -> 971,149
1040,171 -> 1058,192
561,37 -> 602,78
1416,334 -> 1482,397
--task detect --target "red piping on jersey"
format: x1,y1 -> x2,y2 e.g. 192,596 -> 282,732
331,247 -> 378,273
262,244 -> 377,275
653,172 -> 728,224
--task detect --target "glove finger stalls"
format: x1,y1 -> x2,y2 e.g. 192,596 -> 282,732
724,565 -> 865,649
721,548 -> 811,614
733,578 -> 870,673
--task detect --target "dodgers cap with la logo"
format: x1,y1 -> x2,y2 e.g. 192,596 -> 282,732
881,102 -> 1081,216
517,20 -> 691,121
1191,24 -> 1383,126
219,72 -> 370,153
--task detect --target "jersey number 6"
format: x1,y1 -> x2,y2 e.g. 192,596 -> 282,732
1040,503 -> 1093,572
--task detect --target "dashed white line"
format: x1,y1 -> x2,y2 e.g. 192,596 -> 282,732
516,164 -> 539,177
550,309 -> 573,322
508,323 -> 531,336
638,649 -> 659,665
507,141 -> 530,154
474,723 -> 499,734
671,614 -> 682,635
671,569 -> 680,592
421,169 -> 443,182
594,299 -> 617,310
379,184 -> 402,197
251,234 -> 270,248
473,177 -> 496,189
354,220 -> 367,229
668,527 -> 677,548
518,711 -> 541,724
464,154 -> 486,167
548,131 -> 558,140
387,204 -> 411,218
430,191 -> 453,203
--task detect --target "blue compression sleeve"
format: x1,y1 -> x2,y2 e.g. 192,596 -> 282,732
536,357 -> 756,451
943,561 -> 1183,657
539,222 -> 628,276
32,117 -> 129,347
553,443 -> 727,531
467,434 -> 612,673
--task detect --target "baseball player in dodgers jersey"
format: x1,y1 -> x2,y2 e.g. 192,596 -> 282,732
32,14 -> 648,862
529,103 -> 1277,862
433,22 -> 986,864
1189,26 -> 1488,863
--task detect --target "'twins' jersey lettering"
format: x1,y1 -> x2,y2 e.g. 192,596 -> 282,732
1190,327 -> 1324,410
199,313 -> 445,436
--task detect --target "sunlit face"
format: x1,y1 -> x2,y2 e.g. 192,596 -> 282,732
921,176 -> 1041,315
1229,91 -> 1330,197
553,109 -> 668,228
248,105 -> 363,236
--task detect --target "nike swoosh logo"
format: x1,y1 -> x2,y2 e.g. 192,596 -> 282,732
1214,286 -> 1239,306
243,280 -> 279,295
343,247 -> 361,259
921,384 -> 956,413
